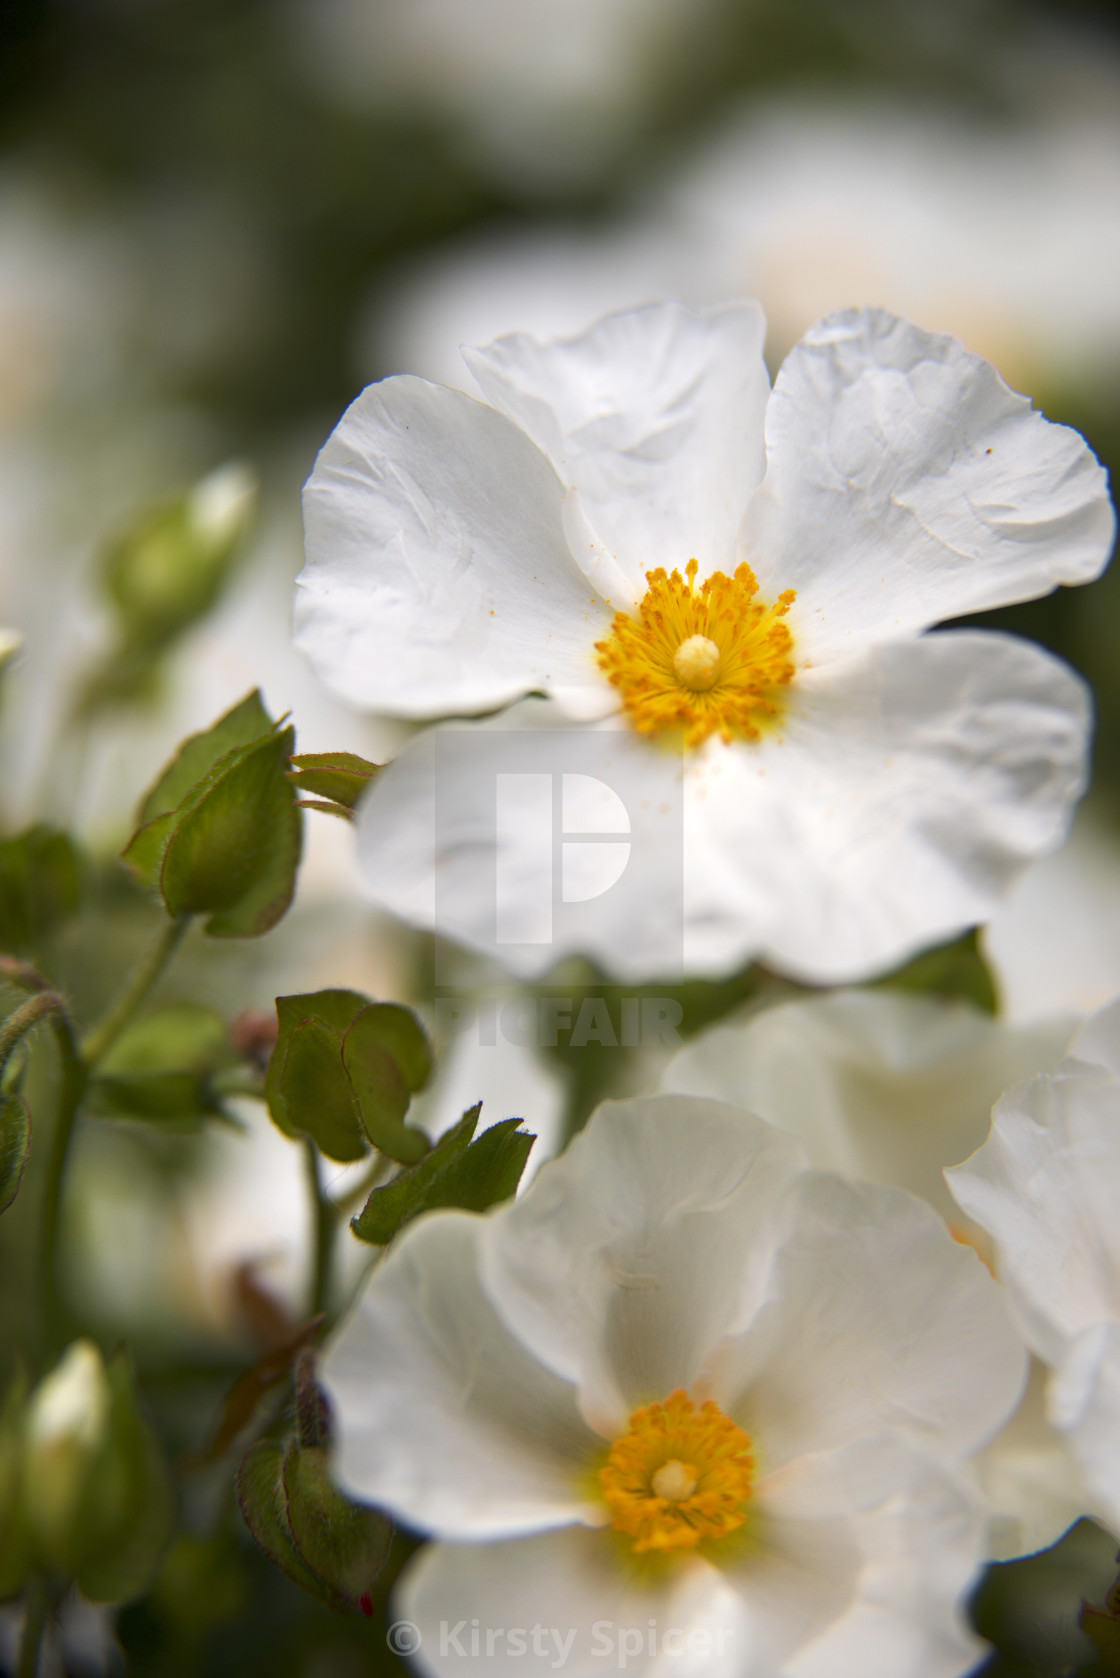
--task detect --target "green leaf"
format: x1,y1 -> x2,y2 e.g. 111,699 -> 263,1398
69,1353 -> 174,1603
121,811 -> 178,890
237,1440 -> 348,1613
99,1003 -> 232,1077
352,1107 -> 535,1244
281,1441 -> 391,1609
871,927 -> 998,1015
266,992 -> 372,1161
424,1119 -> 535,1216
287,752 -> 380,814
0,824 -> 84,950
138,690 -> 274,825
342,1004 -> 431,1164
159,725 -> 302,936
0,1091 -> 30,1214
85,1071 -> 214,1128
351,1104 -> 480,1244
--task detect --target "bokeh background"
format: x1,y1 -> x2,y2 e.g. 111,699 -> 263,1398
4,1 -> 1120,1674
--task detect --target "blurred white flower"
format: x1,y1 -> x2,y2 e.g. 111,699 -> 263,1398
659,990 -> 1074,1229
299,300 -> 1110,983
659,989 -> 1087,1557
947,997 -> 1120,1536
370,97 -> 1120,398
983,810 -> 1120,1025
285,0 -> 720,191
323,1093 -> 1026,1678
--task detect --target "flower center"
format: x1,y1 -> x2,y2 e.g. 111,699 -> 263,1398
595,559 -> 796,750
599,1389 -> 754,1555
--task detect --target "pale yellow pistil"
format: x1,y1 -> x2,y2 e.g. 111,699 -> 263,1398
596,558 -> 796,750
599,1390 -> 754,1555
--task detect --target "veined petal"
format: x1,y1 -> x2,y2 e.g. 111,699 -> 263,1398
320,1212 -> 595,1539
660,991 -> 1073,1224
480,1095 -> 807,1435
297,375 -> 610,714
947,1061 -> 1120,1367
710,1174 -> 1026,1466
741,309 -> 1114,664
466,302 -> 770,596
398,1528 -> 749,1678
683,629 -> 1091,983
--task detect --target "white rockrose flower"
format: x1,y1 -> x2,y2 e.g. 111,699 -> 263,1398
323,1094 -> 1027,1678
947,997 -> 1120,1537
658,990 -> 1088,1558
297,301 -> 1113,983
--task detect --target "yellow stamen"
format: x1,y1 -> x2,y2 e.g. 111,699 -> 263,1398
595,559 -> 796,750
599,1390 -> 754,1555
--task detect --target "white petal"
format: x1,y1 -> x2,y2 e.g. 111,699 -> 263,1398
297,375 -> 610,714
320,1212 -> 595,1539
682,629 -> 1091,983
977,1358 -> 1094,1561
354,700 -> 690,981
466,302 -> 770,595
781,1436 -> 986,1678
946,1060 -> 1120,1366
711,1173 -> 1026,1464
1050,1321 -> 1120,1535
481,1094 -> 807,1434
660,990 -> 1073,1224
399,1527 -> 750,1678
1071,996 -> 1120,1079
741,309 -> 1114,664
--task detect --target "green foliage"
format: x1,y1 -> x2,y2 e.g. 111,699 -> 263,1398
266,990 -> 432,1164
85,1002 -> 237,1129
0,824 -> 84,952
287,752 -> 380,819
352,1103 -> 535,1245
0,1090 -> 30,1212
971,1519 -> 1120,1677
122,691 -> 302,938
871,927 -> 999,1015
237,1437 -> 391,1616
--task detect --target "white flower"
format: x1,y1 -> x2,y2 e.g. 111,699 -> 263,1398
370,96 -> 1120,398
322,1094 -> 1027,1678
297,301 -> 1113,982
947,997 -> 1120,1536
658,989 -> 1087,1557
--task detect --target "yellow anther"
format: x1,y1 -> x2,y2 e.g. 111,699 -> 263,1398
595,557 -> 796,749
599,1390 -> 754,1555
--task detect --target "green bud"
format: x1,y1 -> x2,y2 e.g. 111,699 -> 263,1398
22,1341 -> 111,1564
266,991 -> 432,1163
18,1342 -> 173,1602
103,462 -> 257,655
122,691 -> 302,938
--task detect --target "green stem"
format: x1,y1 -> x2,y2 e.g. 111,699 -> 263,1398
303,1138 -> 337,1320
80,912 -> 191,1068
16,1578 -> 50,1678
40,1011 -> 87,1362
0,991 -> 64,1079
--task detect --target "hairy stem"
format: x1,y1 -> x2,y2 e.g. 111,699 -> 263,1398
0,991 -> 65,1079
80,912 -> 191,1068
40,1010 -> 87,1362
